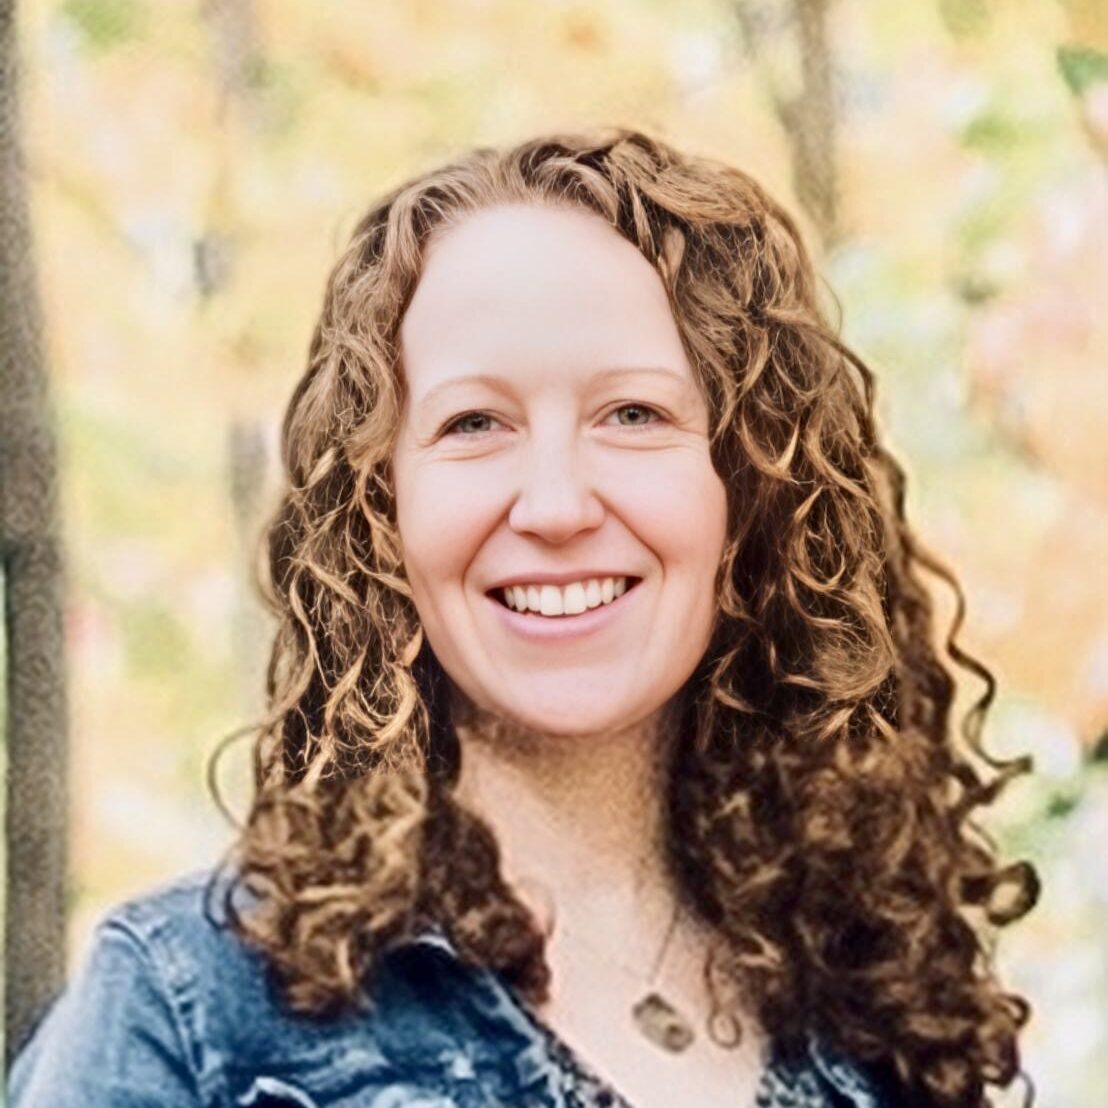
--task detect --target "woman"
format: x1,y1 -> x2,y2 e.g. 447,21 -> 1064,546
8,127 -> 1038,1107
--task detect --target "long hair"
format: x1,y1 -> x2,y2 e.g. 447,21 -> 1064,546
210,126 -> 1038,1107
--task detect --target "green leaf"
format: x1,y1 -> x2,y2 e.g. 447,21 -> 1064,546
1090,728 -> 1108,764
961,109 -> 1023,153
1045,791 -> 1080,819
939,0 -> 990,40
1057,44 -> 1108,97
61,0 -> 147,53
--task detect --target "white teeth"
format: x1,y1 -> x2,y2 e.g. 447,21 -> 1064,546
500,576 -> 632,616
563,582 -> 588,615
539,585 -> 562,616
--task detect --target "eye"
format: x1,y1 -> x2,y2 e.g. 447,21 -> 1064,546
441,411 -> 502,437
439,403 -> 665,438
605,403 -> 665,428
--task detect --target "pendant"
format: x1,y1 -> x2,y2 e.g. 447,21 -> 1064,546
631,991 -> 696,1053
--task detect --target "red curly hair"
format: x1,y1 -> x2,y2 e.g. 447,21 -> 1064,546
210,126 -> 1038,1108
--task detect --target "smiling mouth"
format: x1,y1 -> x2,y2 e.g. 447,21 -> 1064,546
487,577 -> 643,618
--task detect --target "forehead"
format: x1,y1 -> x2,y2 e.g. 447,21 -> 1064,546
398,203 -> 692,397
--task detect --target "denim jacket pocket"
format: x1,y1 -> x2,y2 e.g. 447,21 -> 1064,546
227,1044 -> 398,1108
236,1075 -> 324,1108
234,1075 -> 462,1108
234,1073 -> 463,1108
227,1044 -> 496,1108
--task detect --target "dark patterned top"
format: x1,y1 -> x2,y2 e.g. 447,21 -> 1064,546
522,1001 -> 848,1108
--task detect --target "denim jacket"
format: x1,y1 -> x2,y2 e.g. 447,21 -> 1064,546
8,870 -> 891,1107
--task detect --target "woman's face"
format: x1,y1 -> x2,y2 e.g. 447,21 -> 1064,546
392,203 -> 728,737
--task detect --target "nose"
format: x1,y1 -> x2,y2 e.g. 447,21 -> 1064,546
507,434 -> 605,544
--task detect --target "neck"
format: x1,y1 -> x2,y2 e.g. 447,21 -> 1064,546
452,694 -> 679,950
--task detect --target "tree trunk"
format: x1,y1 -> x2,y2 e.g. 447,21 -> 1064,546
733,0 -> 841,247
0,0 -> 69,1069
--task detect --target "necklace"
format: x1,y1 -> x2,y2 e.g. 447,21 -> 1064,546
554,896 -> 698,1054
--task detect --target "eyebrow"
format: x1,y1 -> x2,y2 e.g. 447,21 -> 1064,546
416,366 -> 693,414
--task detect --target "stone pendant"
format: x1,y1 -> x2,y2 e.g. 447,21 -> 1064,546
631,991 -> 696,1053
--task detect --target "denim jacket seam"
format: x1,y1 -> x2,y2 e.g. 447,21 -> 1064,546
105,909 -> 226,1107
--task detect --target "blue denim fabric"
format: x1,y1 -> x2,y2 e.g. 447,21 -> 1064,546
7,870 -> 888,1107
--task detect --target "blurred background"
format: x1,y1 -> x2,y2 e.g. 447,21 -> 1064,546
1,0 -> 1105,1103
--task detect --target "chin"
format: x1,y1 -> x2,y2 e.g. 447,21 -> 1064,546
491,689 -> 650,740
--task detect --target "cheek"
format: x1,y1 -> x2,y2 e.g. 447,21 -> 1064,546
626,459 -> 729,575
394,467 -> 499,594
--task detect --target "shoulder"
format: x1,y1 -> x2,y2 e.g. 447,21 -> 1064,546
92,866 -> 278,1032
8,869 -> 233,1106
9,867 -> 535,1107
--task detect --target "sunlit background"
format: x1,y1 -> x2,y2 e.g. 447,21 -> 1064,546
3,1 -> 1106,1103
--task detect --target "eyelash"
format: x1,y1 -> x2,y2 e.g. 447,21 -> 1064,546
441,403 -> 666,438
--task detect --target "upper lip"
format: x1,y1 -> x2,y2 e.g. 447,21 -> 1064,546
485,570 -> 642,592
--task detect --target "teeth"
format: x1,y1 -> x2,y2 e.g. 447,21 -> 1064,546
500,576 -> 632,616
539,585 -> 562,616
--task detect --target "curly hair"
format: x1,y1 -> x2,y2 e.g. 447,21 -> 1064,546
209,126 -> 1039,1108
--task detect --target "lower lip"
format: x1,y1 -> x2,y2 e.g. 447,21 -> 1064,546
486,581 -> 644,642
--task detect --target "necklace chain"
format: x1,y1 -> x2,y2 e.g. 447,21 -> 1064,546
556,896 -> 682,988
551,894 -> 697,1053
